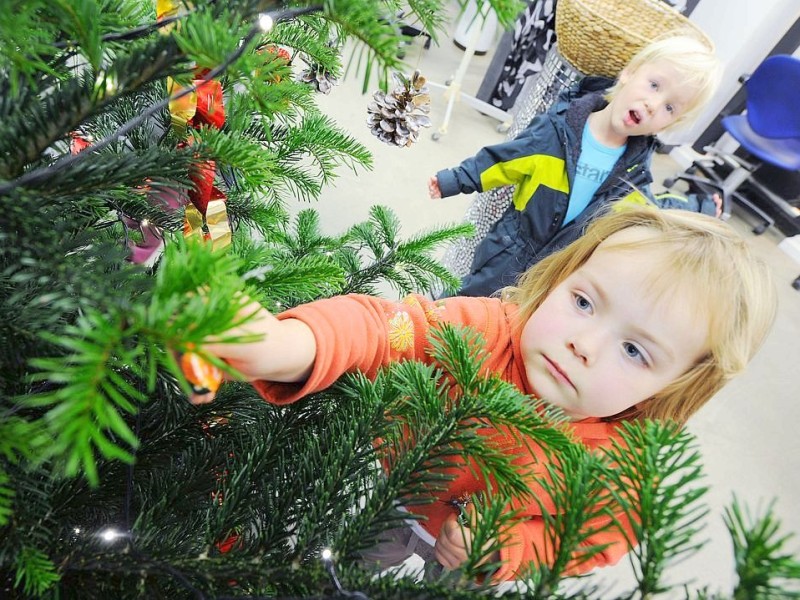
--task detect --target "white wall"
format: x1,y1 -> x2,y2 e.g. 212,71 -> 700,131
661,0 -> 800,147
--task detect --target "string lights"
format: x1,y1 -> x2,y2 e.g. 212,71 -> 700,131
99,527 -> 123,542
258,13 -> 274,32
320,548 -> 369,599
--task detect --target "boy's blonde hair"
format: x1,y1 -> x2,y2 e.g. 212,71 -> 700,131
605,34 -> 722,129
504,206 -> 777,426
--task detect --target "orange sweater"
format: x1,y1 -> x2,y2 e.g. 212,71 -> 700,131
253,294 -> 633,581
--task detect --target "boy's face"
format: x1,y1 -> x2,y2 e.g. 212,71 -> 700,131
519,228 -> 709,420
607,60 -> 698,136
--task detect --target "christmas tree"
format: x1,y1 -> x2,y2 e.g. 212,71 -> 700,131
1,1 -> 798,598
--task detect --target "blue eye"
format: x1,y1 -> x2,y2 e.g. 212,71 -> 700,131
650,80 -> 658,89
623,342 -> 648,366
666,103 -> 675,114
573,293 -> 592,312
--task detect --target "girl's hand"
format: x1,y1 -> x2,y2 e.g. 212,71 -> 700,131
185,298 -> 316,405
434,512 -> 498,570
435,513 -> 471,569
428,176 -> 442,199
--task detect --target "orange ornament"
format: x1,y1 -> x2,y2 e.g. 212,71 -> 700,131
180,351 -> 223,394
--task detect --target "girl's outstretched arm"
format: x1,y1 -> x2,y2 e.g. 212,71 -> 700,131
190,299 -> 316,405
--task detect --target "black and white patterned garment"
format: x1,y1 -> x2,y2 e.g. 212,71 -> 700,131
483,0 -> 558,111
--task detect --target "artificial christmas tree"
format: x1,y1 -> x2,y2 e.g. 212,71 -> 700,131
1,1 -> 798,598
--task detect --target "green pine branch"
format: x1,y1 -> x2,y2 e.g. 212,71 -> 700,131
725,496 -> 800,599
26,310 -> 143,484
254,205 -> 471,300
524,444 -> 613,599
223,110 -> 372,201
323,0 -> 407,93
0,34 -> 183,182
0,0 -> 147,96
14,546 -> 60,597
266,16 -> 342,75
330,325 -> 567,579
280,112 -> 374,182
604,420 -> 710,598
0,467 -> 13,528
14,239 -> 256,486
337,205 -> 474,296
221,187 -> 290,238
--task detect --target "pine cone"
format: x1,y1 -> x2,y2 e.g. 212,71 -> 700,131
299,66 -> 339,94
366,70 -> 432,147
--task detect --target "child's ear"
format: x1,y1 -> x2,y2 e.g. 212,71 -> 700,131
618,67 -> 631,84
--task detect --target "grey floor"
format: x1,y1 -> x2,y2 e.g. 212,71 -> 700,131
294,24 -> 800,596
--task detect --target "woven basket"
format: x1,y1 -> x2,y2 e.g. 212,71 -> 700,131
555,0 -> 713,78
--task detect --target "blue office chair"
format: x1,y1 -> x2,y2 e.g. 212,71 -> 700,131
664,54 -> 800,235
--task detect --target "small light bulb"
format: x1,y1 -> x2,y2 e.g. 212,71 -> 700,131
258,14 -> 274,32
100,528 -> 121,542
321,548 -> 332,561
73,527 -> 81,534
140,218 -> 150,227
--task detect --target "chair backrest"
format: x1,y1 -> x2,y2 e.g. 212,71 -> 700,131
745,54 -> 800,139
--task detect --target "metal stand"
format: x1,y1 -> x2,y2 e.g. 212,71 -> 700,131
429,13 -> 512,140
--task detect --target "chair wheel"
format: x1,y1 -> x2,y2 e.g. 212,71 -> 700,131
431,132 -> 441,141
663,177 -> 676,188
752,223 -> 768,235
793,276 -> 800,291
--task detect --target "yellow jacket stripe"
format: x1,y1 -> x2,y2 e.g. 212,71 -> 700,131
480,155 -> 570,211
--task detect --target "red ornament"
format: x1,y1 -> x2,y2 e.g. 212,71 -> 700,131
187,158 -> 217,214
216,532 -> 241,554
70,132 -> 92,155
189,79 -> 225,129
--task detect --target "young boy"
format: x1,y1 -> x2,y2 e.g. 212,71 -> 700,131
428,35 -> 722,297
187,206 -> 776,582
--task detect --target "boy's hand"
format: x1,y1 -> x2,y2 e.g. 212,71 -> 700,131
712,193 -> 723,218
428,176 -> 442,199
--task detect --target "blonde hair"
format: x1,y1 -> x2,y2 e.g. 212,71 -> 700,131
504,206 -> 777,425
605,34 -> 722,130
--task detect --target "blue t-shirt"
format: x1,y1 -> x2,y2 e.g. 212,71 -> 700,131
564,122 -> 626,225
